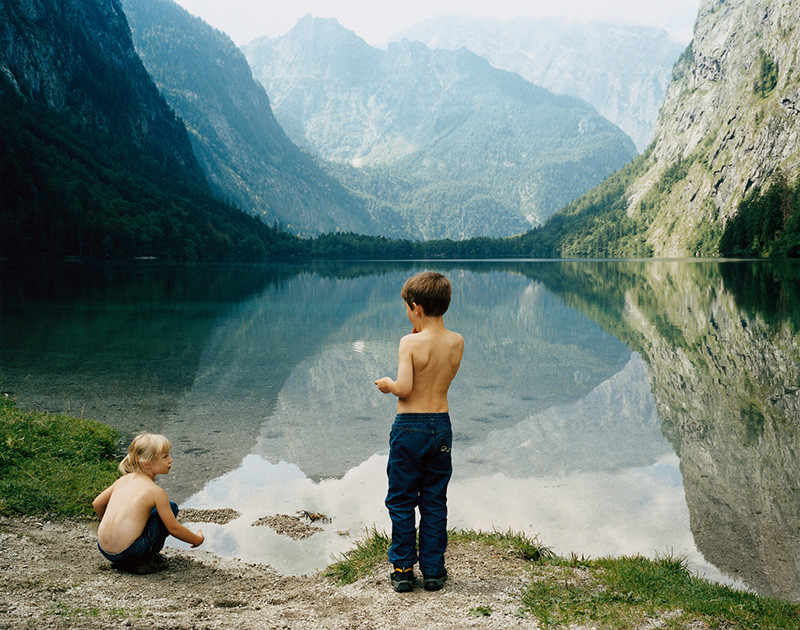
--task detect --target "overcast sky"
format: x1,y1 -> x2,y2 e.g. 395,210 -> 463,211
172,0 -> 701,47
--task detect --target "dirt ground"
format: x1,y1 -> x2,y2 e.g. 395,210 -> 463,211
0,515 -> 544,629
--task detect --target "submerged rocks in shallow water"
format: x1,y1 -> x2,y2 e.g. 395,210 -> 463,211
252,513 -> 325,540
178,508 -> 241,525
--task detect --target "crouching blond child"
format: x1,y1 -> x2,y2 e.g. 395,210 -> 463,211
92,433 -> 204,573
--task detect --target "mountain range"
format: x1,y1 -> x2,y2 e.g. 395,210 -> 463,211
120,0 -> 376,236
244,16 -> 638,238
0,0 -> 295,261
393,15 -> 685,152
2,0 -> 796,260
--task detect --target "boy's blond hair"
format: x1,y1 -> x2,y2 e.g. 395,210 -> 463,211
119,433 -> 172,474
401,271 -> 451,317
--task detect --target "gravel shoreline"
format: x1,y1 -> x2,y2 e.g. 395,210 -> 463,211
0,515 -> 542,629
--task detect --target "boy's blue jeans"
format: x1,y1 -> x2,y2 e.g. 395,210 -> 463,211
97,501 -> 178,568
385,413 -> 452,577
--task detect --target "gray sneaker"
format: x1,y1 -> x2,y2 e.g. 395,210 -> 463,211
423,569 -> 448,591
390,566 -> 414,592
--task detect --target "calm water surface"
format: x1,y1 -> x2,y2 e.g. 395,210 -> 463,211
2,260 -> 800,601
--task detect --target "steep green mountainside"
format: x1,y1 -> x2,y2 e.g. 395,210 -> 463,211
513,0 -> 800,259
393,15 -> 684,151
120,0 -> 380,237
0,0 -> 199,177
244,16 -> 637,239
0,0 -> 298,261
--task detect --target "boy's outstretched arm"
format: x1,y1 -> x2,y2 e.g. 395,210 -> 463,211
375,335 -> 414,398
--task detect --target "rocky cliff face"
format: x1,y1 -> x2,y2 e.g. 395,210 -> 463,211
0,0 -> 200,175
121,0 -> 375,236
626,0 -> 800,256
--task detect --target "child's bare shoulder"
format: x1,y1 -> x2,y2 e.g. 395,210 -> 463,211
116,472 -> 163,497
448,330 -> 464,355
443,328 -> 464,347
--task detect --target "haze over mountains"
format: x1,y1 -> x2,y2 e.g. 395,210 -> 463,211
528,0 -> 800,259
121,0 -> 376,236
244,15 -> 638,237
393,15 -> 685,152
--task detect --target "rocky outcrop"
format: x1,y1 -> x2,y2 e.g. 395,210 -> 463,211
626,0 -> 800,256
0,0 -> 200,175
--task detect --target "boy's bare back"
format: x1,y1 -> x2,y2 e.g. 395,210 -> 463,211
375,298 -> 463,412
397,325 -> 462,412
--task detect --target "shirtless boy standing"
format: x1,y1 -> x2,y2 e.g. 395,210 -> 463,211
375,271 -> 464,592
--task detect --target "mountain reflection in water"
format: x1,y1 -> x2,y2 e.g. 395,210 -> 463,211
1,260 -> 799,600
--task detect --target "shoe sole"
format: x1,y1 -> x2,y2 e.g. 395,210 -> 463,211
423,574 -> 447,591
392,580 -> 413,593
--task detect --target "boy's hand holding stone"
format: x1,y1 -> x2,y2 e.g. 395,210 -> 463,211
375,377 -> 393,394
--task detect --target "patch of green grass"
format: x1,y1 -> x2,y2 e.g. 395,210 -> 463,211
108,606 -> 144,618
324,527 -> 554,585
449,528 -> 555,562
324,527 -> 392,584
0,396 -> 120,516
468,605 -> 492,617
51,601 -> 142,622
53,602 -> 101,620
522,552 -> 800,629
602,554 -> 800,627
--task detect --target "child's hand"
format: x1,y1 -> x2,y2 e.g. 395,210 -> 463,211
375,377 -> 392,394
191,530 -> 205,548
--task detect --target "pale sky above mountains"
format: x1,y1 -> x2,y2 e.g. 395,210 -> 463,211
172,0 -> 701,47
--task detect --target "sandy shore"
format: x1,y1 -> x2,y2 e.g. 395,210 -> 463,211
0,515 -> 544,629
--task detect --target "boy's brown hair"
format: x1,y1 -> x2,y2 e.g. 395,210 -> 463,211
401,271 -> 451,317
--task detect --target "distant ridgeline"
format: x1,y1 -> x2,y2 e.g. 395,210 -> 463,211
392,14 -> 683,153
244,15 -> 638,240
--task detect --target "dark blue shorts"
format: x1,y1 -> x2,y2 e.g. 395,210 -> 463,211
97,501 -> 178,567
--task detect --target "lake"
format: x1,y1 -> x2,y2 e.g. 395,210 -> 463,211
2,259 -> 800,601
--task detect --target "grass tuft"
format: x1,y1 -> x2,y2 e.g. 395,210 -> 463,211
324,527 -> 553,586
0,396 -> 120,516
450,528 -> 555,562
521,552 -> 800,629
324,527 -> 391,584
